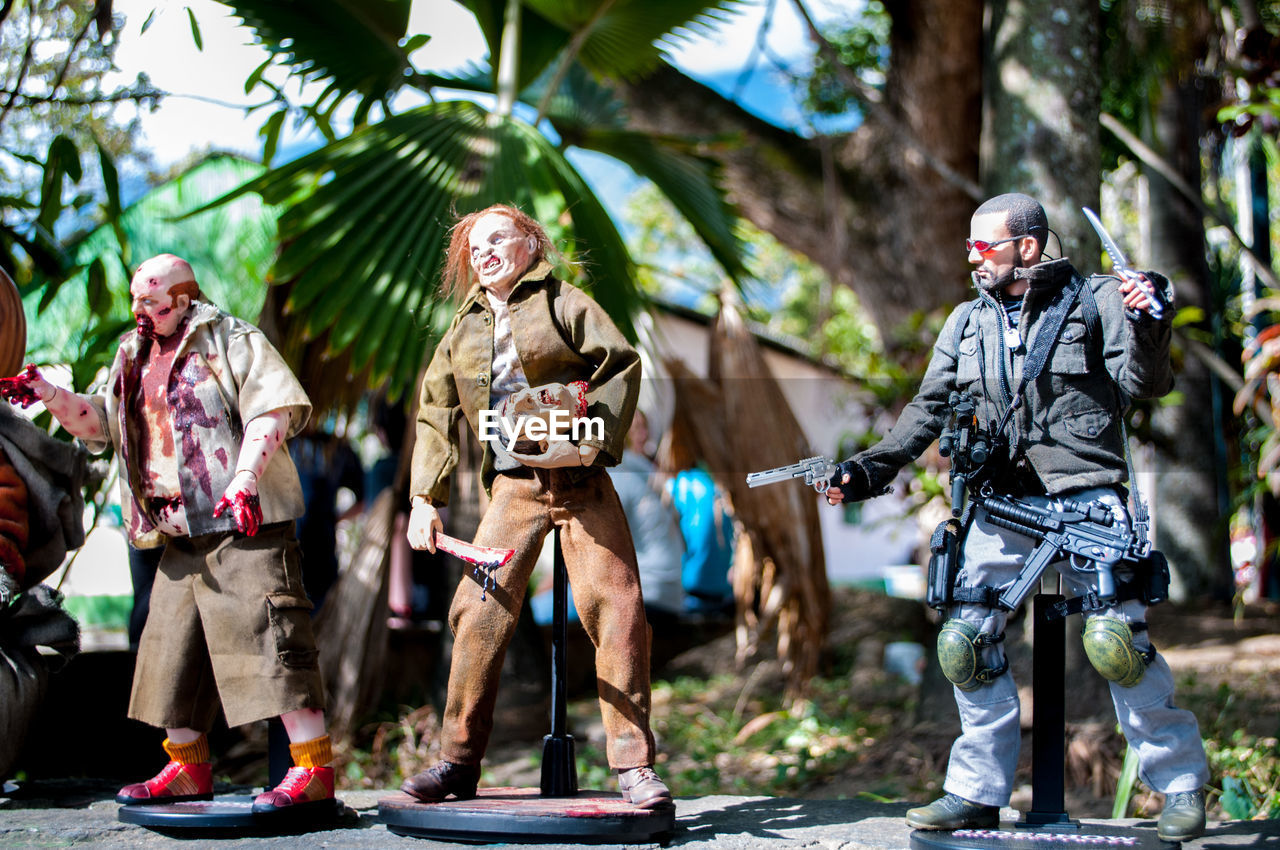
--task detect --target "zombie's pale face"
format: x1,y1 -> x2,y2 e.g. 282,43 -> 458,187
468,212 -> 536,298
130,256 -> 194,339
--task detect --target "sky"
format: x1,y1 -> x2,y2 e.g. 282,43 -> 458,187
105,0 -> 855,210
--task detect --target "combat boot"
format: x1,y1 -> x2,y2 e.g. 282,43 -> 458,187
1157,790 -> 1206,842
401,761 -> 481,803
905,793 -> 999,830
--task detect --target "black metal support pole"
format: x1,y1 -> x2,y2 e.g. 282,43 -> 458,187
267,717 -> 289,787
541,527 -> 578,797
1018,593 -> 1076,831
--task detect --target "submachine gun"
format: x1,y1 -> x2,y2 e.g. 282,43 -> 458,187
972,493 -> 1168,618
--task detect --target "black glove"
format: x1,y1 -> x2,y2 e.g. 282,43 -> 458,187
832,460 -> 870,502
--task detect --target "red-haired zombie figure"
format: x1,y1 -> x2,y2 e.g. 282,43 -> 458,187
401,205 -> 671,810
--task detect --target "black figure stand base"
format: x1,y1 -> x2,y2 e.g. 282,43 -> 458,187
380,528 -> 675,842
910,594 -> 1175,850
117,795 -> 345,834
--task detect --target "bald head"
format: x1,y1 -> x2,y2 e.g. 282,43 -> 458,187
130,254 -> 201,340
132,254 -> 200,300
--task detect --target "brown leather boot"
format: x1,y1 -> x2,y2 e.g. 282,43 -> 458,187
617,766 -> 673,809
401,761 -> 481,803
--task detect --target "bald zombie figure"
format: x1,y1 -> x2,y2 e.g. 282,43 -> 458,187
0,255 -> 335,814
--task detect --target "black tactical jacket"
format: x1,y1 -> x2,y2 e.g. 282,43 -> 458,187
845,258 -> 1174,497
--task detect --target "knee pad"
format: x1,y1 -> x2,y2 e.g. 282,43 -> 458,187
1082,615 -> 1149,687
937,619 -> 1007,691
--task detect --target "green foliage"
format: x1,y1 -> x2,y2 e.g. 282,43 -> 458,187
206,99 -> 641,396
1175,674 -> 1280,821
1111,743 -> 1140,818
614,672 -> 915,798
1098,1 -> 1170,170
227,0 -> 420,128
1205,733 -> 1280,820
802,0 -> 891,116
26,155 -> 280,386
194,0 -> 750,405
0,0 -> 159,200
622,182 -> 906,398
0,1 -> 159,392
521,0 -> 745,82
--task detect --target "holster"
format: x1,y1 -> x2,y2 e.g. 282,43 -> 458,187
926,518 -> 962,611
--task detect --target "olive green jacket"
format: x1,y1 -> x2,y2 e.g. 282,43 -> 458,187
845,258 -> 1174,497
410,261 -> 641,505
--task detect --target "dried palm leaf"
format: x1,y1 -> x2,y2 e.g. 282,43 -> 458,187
711,293 -> 830,697
313,487 -> 395,741
257,277 -> 382,420
655,295 -> 831,699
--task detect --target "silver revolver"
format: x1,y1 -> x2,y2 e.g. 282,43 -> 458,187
746,456 -> 840,493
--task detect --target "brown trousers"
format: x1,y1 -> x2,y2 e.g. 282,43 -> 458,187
129,522 -> 326,730
441,467 -> 655,769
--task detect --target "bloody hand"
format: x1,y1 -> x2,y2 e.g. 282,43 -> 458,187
0,364 -> 43,408
213,490 -> 262,537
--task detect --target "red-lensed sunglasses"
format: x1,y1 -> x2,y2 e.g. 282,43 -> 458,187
966,234 -> 1028,254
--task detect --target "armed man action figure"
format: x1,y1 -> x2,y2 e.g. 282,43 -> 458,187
0,254 -> 335,814
402,204 -> 671,809
825,194 -> 1208,841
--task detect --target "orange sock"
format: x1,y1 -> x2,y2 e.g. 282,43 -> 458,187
289,734 -> 332,769
162,734 -> 209,765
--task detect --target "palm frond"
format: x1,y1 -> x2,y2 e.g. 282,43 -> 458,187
536,64 -> 747,284
576,127 -> 747,283
218,0 -> 418,108
523,0 -> 744,80
226,100 -> 642,405
457,0 -> 571,93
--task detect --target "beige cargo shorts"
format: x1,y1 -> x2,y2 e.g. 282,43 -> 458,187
128,521 -> 326,730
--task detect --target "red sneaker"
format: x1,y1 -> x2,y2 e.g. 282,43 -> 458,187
116,761 -> 213,805
251,765 -> 335,813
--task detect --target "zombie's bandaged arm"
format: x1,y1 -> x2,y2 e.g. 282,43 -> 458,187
0,364 -> 107,444
213,409 -> 291,537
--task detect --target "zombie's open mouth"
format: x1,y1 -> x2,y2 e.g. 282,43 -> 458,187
136,314 -> 158,339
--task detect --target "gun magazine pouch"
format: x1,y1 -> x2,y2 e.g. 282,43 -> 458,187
926,519 -> 961,611
1132,549 -> 1170,606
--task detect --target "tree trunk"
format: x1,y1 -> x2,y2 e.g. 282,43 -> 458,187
981,0 -> 1112,721
1145,70 -> 1233,601
615,0 -> 983,345
980,0 -> 1100,262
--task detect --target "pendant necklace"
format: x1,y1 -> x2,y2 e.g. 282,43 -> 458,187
1000,301 -> 1022,351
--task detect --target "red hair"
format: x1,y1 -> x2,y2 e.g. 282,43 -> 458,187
440,204 -> 560,300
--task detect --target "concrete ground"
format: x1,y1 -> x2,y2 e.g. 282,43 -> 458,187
3,781 -> 1278,849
